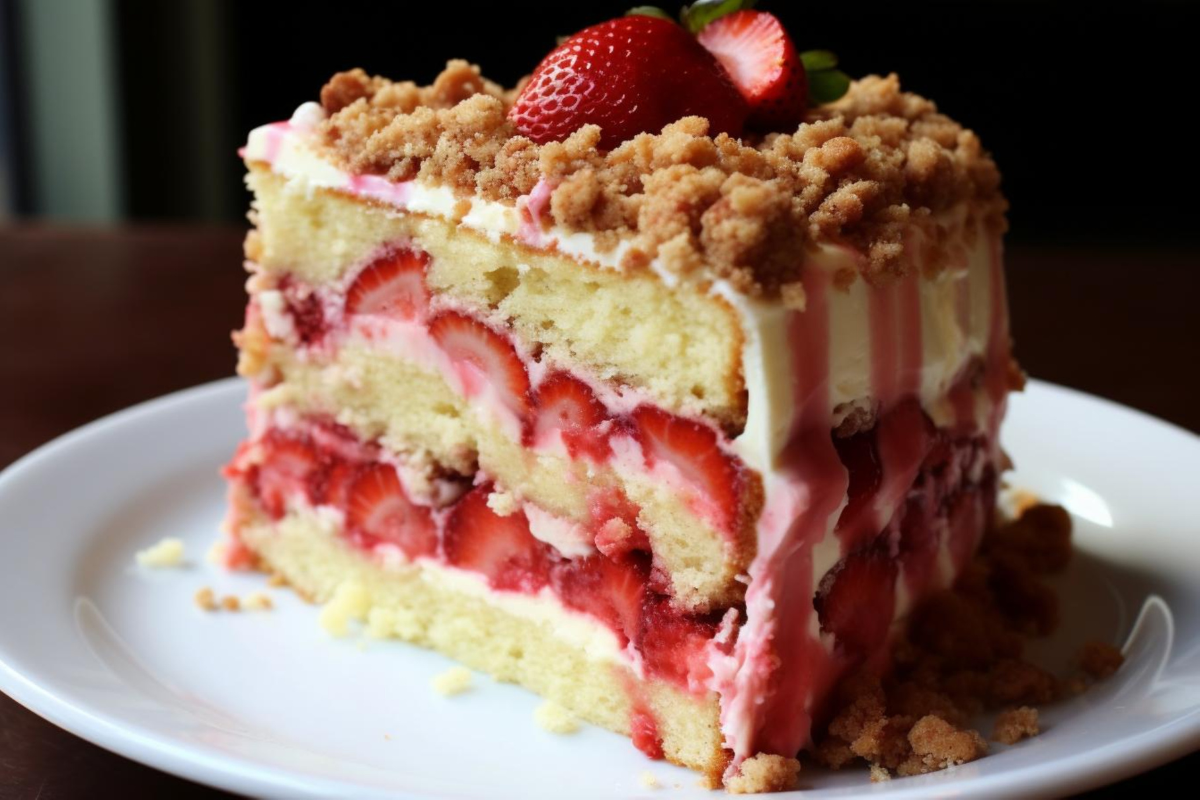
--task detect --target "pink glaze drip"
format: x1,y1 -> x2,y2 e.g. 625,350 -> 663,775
713,267 -> 849,765
853,275 -> 931,551
346,174 -> 414,208
517,179 -> 555,246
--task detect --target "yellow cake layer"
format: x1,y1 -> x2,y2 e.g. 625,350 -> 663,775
233,496 -> 727,784
247,167 -> 747,431
252,341 -> 758,612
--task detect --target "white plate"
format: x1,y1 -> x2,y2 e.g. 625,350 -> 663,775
0,378 -> 1198,799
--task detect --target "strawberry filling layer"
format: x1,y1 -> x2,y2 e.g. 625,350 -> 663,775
224,422 -> 723,694
261,246 -> 753,548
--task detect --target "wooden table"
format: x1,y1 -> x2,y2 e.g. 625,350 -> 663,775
0,226 -> 1196,797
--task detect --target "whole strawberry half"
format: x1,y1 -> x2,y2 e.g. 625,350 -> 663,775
509,15 -> 746,149
696,10 -> 807,132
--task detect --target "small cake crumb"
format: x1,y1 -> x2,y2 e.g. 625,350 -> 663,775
1079,641 -> 1124,679
193,586 -> 217,611
221,595 -> 241,612
267,572 -> 287,587
135,537 -> 185,568
431,666 -> 473,697
205,540 -> 227,565
902,716 -> 988,775
638,771 -> 660,789
993,707 -> 1039,744
725,753 -> 801,794
869,764 -> 891,782
242,592 -> 274,611
319,580 -> 371,637
533,700 -> 580,734
486,488 -> 519,517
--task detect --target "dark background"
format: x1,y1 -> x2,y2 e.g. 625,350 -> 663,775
1,0 -> 1198,246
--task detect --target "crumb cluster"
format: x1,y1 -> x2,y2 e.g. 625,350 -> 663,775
135,537 -> 185,568
313,62 -> 1006,298
811,504 -> 1124,779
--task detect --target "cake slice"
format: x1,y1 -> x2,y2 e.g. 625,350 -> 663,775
222,8 -> 1015,792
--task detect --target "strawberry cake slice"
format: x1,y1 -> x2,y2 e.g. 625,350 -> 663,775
223,5 -> 1016,792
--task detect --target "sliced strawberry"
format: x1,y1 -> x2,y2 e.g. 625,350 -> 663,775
429,311 -> 532,421
636,598 -> 718,688
630,704 -> 664,760
443,484 -> 551,592
815,545 -> 898,659
552,553 -> 648,645
631,406 -> 741,531
345,463 -> 438,559
255,434 -> 319,519
697,10 -> 807,131
531,372 -> 610,460
285,287 -> 327,345
509,15 -> 746,149
345,247 -> 431,320
317,460 -> 360,509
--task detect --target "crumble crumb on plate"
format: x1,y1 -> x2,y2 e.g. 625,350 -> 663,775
431,666 -> 473,697
135,537 -> 185,568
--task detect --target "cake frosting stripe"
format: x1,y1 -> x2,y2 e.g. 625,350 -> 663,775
223,12 -> 1015,791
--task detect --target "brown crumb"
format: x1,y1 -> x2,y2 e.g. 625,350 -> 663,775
221,595 -> 241,612
308,65 -> 1006,298
725,753 -> 801,794
194,587 -> 217,612
1079,641 -> 1124,679
869,763 -> 891,782
267,572 -> 287,588
901,716 -> 987,775
992,707 -> 1039,744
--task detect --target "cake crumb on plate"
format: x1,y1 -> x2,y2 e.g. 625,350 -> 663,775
194,587 -> 217,612
993,707 -> 1040,744
135,537 -> 185,568
1079,641 -> 1124,679
431,666 -> 473,697
534,700 -> 579,734
725,753 -> 801,794
318,581 -> 370,637
243,592 -> 274,611
638,771 -> 659,789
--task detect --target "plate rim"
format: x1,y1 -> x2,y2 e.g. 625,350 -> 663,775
1,376 -> 1198,799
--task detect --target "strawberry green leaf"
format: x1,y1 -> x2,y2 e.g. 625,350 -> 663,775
680,0 -> 756,34
808,69 -> 851,105
626,6 -> 674,21
800,50 -> 839,72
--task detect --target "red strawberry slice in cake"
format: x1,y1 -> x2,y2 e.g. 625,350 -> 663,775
696,10 -> 808,131
345,247 -> 431,320
816,545 -> 898,659
255,434 -> 320,519
553,554 -> 648,645
443,485 -> 552,592
430,311 -> 533,421
509,15 -> 746,149
632,406 -> 741,532
345,463 -> 438,559
531,372 -> 611,460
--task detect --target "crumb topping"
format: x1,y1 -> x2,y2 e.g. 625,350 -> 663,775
314,63 -> 1005,297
